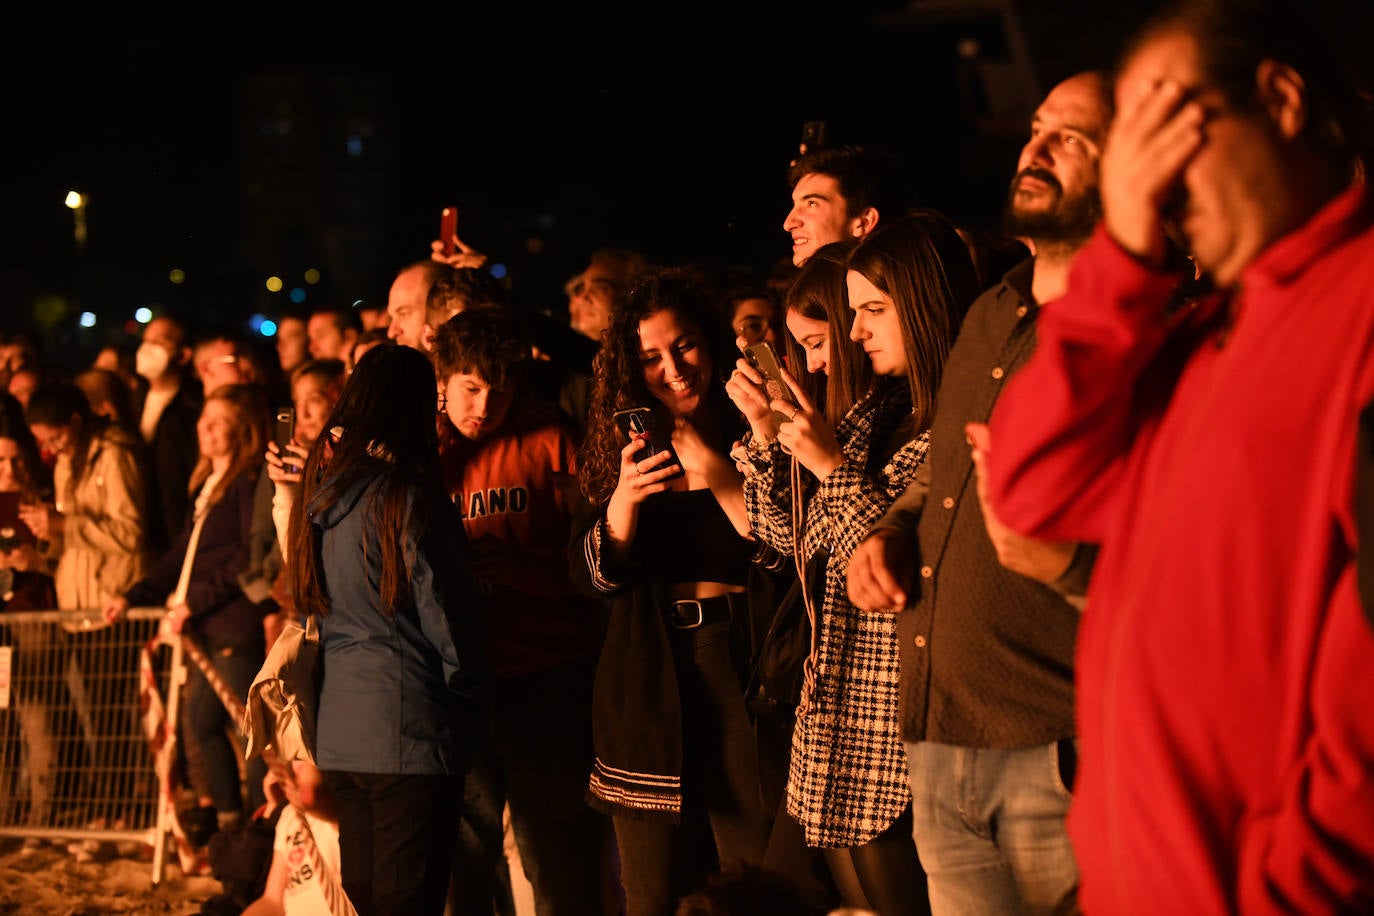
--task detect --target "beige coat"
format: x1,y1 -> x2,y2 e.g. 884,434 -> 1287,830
44,425 -> 148,610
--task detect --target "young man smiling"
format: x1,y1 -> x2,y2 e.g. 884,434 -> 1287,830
782,144 -> 912,267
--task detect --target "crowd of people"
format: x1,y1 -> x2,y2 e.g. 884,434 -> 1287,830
2,1 -> 1373,914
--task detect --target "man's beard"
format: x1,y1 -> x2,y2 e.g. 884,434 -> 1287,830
1001,168 -> 1102,248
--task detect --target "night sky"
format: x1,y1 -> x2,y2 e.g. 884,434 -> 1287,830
3,2 -> 1154,367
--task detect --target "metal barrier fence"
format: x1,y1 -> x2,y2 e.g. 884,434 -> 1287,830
0,607 -> 193,884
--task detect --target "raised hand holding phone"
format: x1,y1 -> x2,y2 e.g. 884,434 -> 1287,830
440,206 -> 458,257
745,341 -> 800,424
773,368 -> 844,479
430,205 -> 489,268
265,441 -> 307,485
274,406 -> 298,471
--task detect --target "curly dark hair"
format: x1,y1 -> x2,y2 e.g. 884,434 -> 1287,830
577,265 -> 741,504
785,144 -> 914,223
430,307 -> 530,392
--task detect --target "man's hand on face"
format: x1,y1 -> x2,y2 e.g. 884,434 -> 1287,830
1100,79 -> 1205,267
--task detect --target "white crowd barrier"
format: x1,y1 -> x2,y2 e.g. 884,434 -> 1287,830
0,607 -> 202,885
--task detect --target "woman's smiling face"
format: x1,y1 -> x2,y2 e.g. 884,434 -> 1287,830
637,309 -> 713,418
0,437 -> 24,492
786,310 -> 830,377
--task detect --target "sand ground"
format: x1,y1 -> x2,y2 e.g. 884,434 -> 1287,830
0,836 -> 221,916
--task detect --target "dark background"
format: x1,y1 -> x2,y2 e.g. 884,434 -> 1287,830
2,2 -> 1161,370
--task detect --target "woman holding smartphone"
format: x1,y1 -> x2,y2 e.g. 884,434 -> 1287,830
570,266 -> 776,916
0,392 -> 55,610
23,380 -> 148,839
0,392 -> 61,846
23,380 -> 146,610
728,213 -> 981,914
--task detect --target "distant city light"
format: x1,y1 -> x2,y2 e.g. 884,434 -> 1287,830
346,134 -> 363,157
290,288 -> 306,304
124,319 -> 139,335
266,276 -> 284,293
490,263 -> 508,279
134,307 -> 153,324
304,269 -> 321,285
64,191 -> 85,210
79,311 -> 97,328
169,268 -> 186,284
249,313 -> 266,332
260,319 -> 278,337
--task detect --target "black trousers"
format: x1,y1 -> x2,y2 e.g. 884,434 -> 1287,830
611,620 -> 770,916
325,770 -> 462,916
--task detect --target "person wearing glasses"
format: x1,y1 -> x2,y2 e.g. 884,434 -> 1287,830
23,379 -> 146,610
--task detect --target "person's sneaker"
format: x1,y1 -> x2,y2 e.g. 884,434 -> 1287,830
180,805 -> 219,848
114,838 -> 151,858
67,838 -> 114,863
67,839 -> 98,862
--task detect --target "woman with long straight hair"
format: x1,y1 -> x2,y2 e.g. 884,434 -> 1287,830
286,344 -> 485,916
730,212 -> 981,914
105,382 -> 276,829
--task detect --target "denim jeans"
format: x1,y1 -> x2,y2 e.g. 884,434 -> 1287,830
181,636 -> 266,817
905,740 -> 1080,916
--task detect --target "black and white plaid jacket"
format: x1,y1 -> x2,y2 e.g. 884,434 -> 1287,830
742,379 -> 929,848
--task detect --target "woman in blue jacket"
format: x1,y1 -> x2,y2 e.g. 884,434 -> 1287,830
286,343 -> 485,916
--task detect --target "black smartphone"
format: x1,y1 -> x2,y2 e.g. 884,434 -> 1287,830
440,206 -> 458,257
0,491 -> 35,551
613,407 -> 685,481
800,120 -> 828,153
745,341 -> 799,424
275,406 -> 299,473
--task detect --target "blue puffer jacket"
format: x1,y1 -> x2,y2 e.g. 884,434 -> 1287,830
311,466 -> 486,775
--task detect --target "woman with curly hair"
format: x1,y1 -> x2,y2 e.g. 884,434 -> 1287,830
570,266 -> 776,916
729,212 -> 981,915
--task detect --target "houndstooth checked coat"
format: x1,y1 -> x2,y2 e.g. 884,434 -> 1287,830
742,378 -> 928,848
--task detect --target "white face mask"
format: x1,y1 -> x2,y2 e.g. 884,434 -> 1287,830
135,342 -> 172,381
